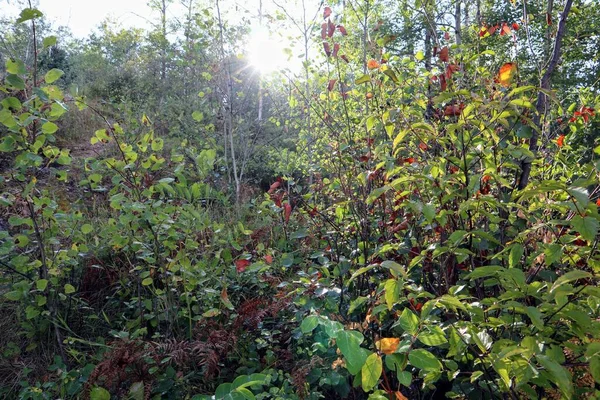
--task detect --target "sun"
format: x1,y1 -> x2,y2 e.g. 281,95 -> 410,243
247,26 -> 294,75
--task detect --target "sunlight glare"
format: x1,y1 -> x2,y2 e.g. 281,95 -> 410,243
248,26 -> 293,75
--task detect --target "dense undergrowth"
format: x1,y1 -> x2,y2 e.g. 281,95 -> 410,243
2,1 -> 600,400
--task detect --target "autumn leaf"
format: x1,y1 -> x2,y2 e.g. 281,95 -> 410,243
497,62 -> 517,87
438,46 -> 449,62
367,59 -> 380,70
445,63 -> 459,79
501,23 -> 512,36
488,24 -> 499,35
479,26 -> 489,37
235,259 -> 250,273
328,20 -> 335,37
557,134 -> 565,147
268,181 -> 280,194
596,198 -> 600,207
340,54 -> 349,63
327,79 -> 337,92
323,6 -> 332,19
376,337 -> 400,355
419,142 -> 428,151
546,12 -> 552,26
264,254 -> 273,264
337,25 -> 348,36
323,42 -> 331,57
512,22 -> 520,30
321,23 -> 327,39
395,392 -> 408,400
444,31 -> 450,40
366,92 -> 373,99
333,43 -> 340,58
284,203 -> 292,223
439,74 -> 447,91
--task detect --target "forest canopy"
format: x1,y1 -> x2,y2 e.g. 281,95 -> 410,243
1,0 -> 600,399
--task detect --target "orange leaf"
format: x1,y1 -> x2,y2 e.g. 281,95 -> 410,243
497,62 -> 517,87
596,199 -> 600,207
501,23 -> 512,36
419,142 -> 428,151
367,59 -> 380,70
323,6 -> 332,19
512,22 -> 520,31
488,24 -> 499,35
395,392 -> 408,400
235,259 -> 250,273
438,46 -> 449,62
376,337 -> 400,355
366,92 -> 373,99
264,254 -> 273,264
284,203 -> 292,223
268,181 -> 280,194
557,134 -> 565,147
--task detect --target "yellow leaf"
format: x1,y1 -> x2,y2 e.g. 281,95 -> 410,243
497,63 -> 517,87
375,337 -> 400,355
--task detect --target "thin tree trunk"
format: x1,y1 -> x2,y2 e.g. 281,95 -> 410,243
454,0 -> 462,45
518,0 -> 573,190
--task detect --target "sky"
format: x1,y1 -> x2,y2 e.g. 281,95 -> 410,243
1,0 -> 184,37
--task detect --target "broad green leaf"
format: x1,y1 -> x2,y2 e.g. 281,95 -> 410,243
43,36 -> 57,48
45,68 -> 64,84
300,315 -> 319,334
17,8 -> 43,23
42,121 -> 58,134
384,279 -> 400,310
6,58 -> 26,75
355,75 -> 370,84
509,243 -> 523,268
337,330 -> 368,374
89,387 -> 110,400
64,284 -> 76,294
590,357 -> 600,384
550,270 -> 591,293
408,349 -> 442,371
81,224 -> 93,234
6,74 -> 25,90
536,355 -> 573,399
572,215 -> 598,242
417,326 -> 447,346
398,308 -> 419,335
142,278 -> 153,286
526,307 -> 544,330
4,291 -> 22,301
361,353 -> 382,391
36,279 -> 48,291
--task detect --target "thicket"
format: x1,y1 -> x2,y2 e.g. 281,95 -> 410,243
1,1 -> 600,399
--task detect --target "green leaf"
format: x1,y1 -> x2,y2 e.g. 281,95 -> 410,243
64,284 -> 76,294
590,357 -> 600,384
16,8 -> 43,23
408,349 -> 442,371
526,306 -> 544,330
398,308 -> 419,335
36,279 -> 48,291
536,355 -> 573,399
43,36 -> 57,48
417,326 -> 447,346
45,69 -> 64,84
381,260 -> 406,277
572,215 -> 598,242
355,75 -> 370,84
550,270 -> 591,293
192,111 -> 204,122
151,138 -> 164,151
361,353 -> 382,392
4,291 -> 22,301
142,278 -> 153,286
89,387 -> 110,400
567,186 -> 589,207
384,279 -> 400,310
337,330 -> 368,374
509,243 -> 524,268
300,315 -> 319,334
81,224 -> 93,234
6,74 -> 25,90
42,122 -> 58,134
6,58 -> 26,75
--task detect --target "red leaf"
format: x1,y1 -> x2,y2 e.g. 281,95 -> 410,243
546,12 -> 552,26
501,23 -> 512,36
235,259 -> 250,273
340,54 -> 349,63
268,181 -> 280,194
511,22 -> 520,30
264,254 -> 273,264
323,6 -> 332,19
479,26 -> 488,37
446,63 -> 459,80
557,134 -> 565,147
321,23 -> 327,39
333,43 -> 340,58
284,203 -> 292,223
444,32 -> 450,40
323,42 -> 331,57
327,79 -> 337,91
439,74 -> 447,91
337,25 -> 348,36
596,199 -> 600,207
444,104 -> 463,116
419,142 -> 428,151
328,20 -> 335,37
438,46 -> 449,62
488,24 -> 499,35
